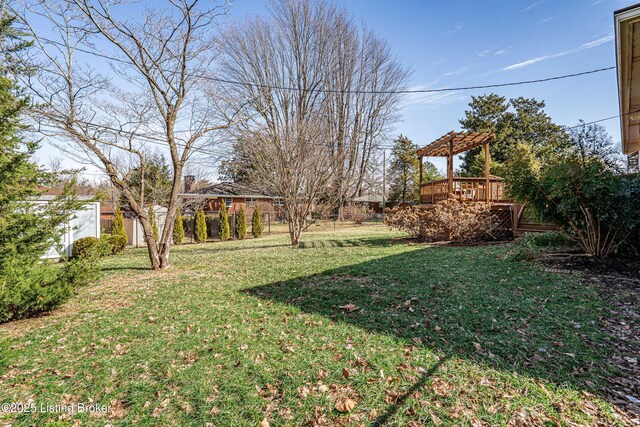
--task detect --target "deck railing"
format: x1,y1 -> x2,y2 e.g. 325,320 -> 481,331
420,177 -> 508,204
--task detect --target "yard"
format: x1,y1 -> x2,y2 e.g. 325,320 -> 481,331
0,226 -> 635,426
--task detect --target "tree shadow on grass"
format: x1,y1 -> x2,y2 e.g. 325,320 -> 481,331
101,266 -> 150,272
181,242 -> 292,254
245,245 -> 611,402
370,356 -> 448,426
178,236 -> 402,254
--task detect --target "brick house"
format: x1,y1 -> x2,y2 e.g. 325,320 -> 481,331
179,176 -> 283,217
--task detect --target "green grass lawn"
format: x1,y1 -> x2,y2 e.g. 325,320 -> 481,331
0,226 -> 628,426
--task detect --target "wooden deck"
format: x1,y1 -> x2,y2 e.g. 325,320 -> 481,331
419,177 -> 509,205
415,132 -> 556,238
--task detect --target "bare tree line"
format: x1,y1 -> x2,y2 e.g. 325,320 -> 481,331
16,0 -> 409,262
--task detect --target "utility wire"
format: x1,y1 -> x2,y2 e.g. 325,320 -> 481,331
36,36 -> 615,95
211,66 -> 616,94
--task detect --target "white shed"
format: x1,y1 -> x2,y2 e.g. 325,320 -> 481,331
129,205 -> 168,247
38,196 -> 101,259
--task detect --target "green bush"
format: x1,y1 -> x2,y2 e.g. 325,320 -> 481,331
0,262 -> 73,323
173,210 -> 185,245
0,255 -> 102,323
72,237 -> 101,259
507,141 -> 640,257
252,207 -> 263,238
504,232 -> 576,262
503,246 -> 539,262
518,232 -> 575,249
0,16 -> 100,323
235,206 -> 247,239
111,207 -> 127,247
104,233 -> 127,254
195,208 -> 207,243
218,200 -> 230,241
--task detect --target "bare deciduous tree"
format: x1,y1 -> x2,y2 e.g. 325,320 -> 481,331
16,0 -> 234,269
323,17 -> 409,219
220,0 -> 408,243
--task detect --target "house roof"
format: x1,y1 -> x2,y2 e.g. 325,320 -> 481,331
180,182 -> 278,199
36,186 -> 63,195
352,194 -> 384,203
615,4 -> 640,154
101,206 -> 115,215
416,131 -> 495,157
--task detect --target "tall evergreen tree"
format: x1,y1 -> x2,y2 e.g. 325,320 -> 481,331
0,14 -> 92,322
194,209 -> 207,243
109,206 -> 127,252
218,200 -> 230,241
251,207 -> 263,238
148,205 -> 159,242
235,206 -> 247,239
459,94 -> 568,176
112,207 -> 127,240
173,210 -> 185,245
388,135 -> 422,204
123,154 -> 173,206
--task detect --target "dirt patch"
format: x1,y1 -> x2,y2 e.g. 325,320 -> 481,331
539,254 -> 640,424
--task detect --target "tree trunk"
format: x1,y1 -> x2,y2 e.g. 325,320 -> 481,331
337,198 -> 345,222
140,216 -> 162,269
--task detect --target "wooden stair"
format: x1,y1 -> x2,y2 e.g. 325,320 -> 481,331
513,203 -> 559,236
514,222 -> 558,237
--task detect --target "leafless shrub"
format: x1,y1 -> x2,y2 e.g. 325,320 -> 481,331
342,205 -> 374,224
386,198 -> 499,243
312,204 -> 336,220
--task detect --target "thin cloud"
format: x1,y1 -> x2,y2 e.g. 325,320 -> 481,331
444,65 -> 473,76
445,21 -> 464,37
521,1 -> 544,13
402,89 -> 462,108
478,48 -> 507,57
503,34 -> 614,70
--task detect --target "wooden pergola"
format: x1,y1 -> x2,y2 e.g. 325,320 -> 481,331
416,131 -> 496,204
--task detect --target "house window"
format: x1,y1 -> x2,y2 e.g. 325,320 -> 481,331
224,197 -> 233,208
274,198 -> 284,207
245,197 -> 256,207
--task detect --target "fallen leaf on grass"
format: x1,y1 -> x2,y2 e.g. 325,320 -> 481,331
259,417 -> 269,427
429,411 -> 442,425
113,343 -> 128,355
110,399 -> 126,419
385,391 -> 402,405
184,353 -> 198,364
335,397 -> 357,413
342,368 -> 350,380
278,407 -> 293,419
298,386 -> 310,398
339,304 -> 358,312
431,378 -> 451,396
151,398 -> 170,417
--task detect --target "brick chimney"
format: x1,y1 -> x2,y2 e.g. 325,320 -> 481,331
184,175 -> 196,193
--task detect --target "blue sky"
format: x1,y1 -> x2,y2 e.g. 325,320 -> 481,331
222,0 -> 626,172
34,0 -> 628,177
